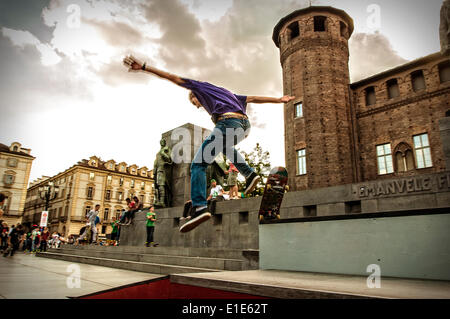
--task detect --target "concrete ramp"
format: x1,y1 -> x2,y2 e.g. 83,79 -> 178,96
169,269 -> 450,299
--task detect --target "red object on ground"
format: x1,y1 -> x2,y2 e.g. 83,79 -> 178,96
77,277 -> 269,299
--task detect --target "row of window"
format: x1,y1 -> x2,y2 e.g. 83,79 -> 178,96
293,63 -> 450,118
365,61 -> 450,106
286,16 -> 348,42
295,133 -> 432,176
38,203 -> 130,225
86,186 -> 146,202
84,206 -> 124,222
90,158 -> 149,177
376,133 -> 432,175
89,173 -> 147,190
47,205 -> 70,221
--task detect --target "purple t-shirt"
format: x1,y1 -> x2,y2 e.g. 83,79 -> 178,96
180,78 -> 247,116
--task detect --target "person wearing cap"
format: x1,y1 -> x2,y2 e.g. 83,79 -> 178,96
207,179 -> 224,201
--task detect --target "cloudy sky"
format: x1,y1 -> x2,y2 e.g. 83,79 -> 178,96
0,0 -> 443,185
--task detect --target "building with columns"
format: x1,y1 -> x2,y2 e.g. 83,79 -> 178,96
0,142 -> 35,226
23,156 -> 154,237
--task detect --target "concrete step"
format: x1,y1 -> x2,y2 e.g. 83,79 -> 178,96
36,251 -> 221,275
53,245 -> 256,260
45,247 -> 245,271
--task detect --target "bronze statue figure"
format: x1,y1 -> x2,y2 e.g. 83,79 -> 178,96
153,138 -> 173,208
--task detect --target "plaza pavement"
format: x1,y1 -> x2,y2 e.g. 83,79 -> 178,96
0,252 -> 163,299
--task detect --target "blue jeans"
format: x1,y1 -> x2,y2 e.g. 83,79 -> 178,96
190,118 -> 254,207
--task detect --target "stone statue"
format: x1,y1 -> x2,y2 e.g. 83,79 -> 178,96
441,0 -> 450,56
153,138 -> 173,208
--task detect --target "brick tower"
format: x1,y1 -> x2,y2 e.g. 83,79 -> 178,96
273,6 -> 356,191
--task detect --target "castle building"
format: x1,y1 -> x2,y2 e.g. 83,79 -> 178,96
23,156 -> 154,237
273,6 -> 450,191
0,142 -> 35,226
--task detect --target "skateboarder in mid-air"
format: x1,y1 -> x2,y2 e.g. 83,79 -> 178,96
123,55 -> 295,233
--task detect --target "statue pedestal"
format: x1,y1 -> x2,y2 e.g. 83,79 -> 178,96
161,123 -> 211,207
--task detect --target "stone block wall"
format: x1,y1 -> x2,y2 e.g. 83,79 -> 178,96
120,171 -> 450,258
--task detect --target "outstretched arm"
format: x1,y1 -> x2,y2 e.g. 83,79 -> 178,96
246,95 -> 295,104
123,55 -> 186,86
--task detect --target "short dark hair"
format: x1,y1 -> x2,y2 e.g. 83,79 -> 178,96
0,193 -> 5,202
125,198 -> 131,201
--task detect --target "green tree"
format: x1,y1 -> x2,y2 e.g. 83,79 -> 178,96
238,143 -> 271,196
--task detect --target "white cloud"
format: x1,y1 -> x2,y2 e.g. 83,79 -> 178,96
349,32 -> 408,82
1,27 -> 61,66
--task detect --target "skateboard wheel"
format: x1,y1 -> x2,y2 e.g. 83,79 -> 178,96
285,185 -> 290,191
276,214 -> 281,219
259,215 -> 264,221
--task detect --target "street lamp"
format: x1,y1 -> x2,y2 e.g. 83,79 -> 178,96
39,181 -> 60,211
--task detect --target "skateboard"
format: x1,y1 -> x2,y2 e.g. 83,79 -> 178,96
258,166 -> 289,221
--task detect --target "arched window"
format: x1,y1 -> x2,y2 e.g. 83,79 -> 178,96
394,142 -> 415,172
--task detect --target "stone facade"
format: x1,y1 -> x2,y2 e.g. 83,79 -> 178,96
23,156 -> 154,237
161,123 -> 211,207
273,6 -> 450,192
120,171 -> 450,252
351,53 -> 450,182
0,142 -> 35,226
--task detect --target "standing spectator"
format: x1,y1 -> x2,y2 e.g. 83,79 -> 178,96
145,206 -> 158,247
8,225 -> 15,236
31,226 -> 41,253
87,204 -> 100,244
110,216 -> 119,244
227,162 -> 240,199
6,224 -> 24,257
116,209 -> 126,245
39,227 -> 50,252
0,222 -> 8,252
24,230 -> 32,252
